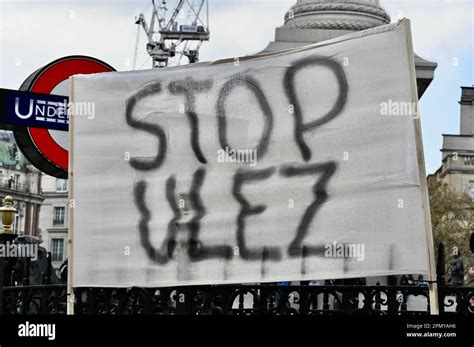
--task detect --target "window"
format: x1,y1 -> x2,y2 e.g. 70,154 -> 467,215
470,181 -> 474,201
56,179 -> 67,192
51,239 -> 64,262
53,207 -> 65,226
464,157 -> 474,166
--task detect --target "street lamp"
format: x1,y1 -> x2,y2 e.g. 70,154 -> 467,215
0,196 -> 17,235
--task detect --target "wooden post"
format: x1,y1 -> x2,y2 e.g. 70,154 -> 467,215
403,18 -> 439,314
67,77 -> 75,315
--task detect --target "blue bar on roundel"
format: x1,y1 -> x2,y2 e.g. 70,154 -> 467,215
0,88 -> 69,131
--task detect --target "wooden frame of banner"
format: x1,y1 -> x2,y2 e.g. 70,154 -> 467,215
404,18 -> 439,315
67,77 -> 75,315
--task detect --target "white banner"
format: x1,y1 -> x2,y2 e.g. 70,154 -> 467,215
70,20 -> 431,287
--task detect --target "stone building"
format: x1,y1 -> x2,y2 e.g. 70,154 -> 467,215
432,87 -> 474,199
0,130 -> 43,236
37,175 -> 69,270
0,130 -> 68,270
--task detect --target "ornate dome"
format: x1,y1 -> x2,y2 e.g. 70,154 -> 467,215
283,0 -> 391,31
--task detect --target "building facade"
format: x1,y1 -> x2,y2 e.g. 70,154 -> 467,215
37,174 -> 69,270
0,131 -> 68,270
0,130 -> 43,236
433,87 -> 474,199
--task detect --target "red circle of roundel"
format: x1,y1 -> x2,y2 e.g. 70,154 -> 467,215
27,58 -> 114,171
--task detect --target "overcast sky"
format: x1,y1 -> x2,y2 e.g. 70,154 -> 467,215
0,0 -> 473,173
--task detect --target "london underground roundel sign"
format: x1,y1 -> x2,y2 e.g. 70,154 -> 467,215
13,56 -> 115,179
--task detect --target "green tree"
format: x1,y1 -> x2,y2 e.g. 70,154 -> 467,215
428,176 -> 473,286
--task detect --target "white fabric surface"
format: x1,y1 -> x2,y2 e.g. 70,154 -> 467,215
70,20 -> 430,287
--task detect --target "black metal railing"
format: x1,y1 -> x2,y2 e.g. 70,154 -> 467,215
0,181 -> 30,193
0,283 -> 472,315
2,284 -> 67,315
1,238 -> 473,315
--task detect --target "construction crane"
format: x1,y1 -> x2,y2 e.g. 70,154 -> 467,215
134,0 -> 210,69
